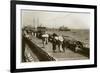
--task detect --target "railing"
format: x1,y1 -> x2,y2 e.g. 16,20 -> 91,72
22,36 -> 56,62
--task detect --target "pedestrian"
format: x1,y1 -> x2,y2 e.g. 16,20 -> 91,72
41,32 -> 49,48
58,35 -> 64,52
45,32 -> 49,44
42,35 -> 46,48
52,37 -> 57,53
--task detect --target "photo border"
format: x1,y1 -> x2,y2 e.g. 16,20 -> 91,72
10,0 -> 97,72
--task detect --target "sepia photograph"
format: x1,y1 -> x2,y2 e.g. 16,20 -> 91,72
11,1 -> 97,72
22,10 -> 90,62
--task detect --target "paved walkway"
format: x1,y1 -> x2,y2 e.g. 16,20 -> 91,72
30,35 -> 88,61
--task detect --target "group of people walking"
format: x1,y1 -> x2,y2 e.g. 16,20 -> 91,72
23,29 -> 84,53
41,32 -> 65,53
51,33 -> 65,53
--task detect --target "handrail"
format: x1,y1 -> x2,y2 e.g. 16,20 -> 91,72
23,36 -> 56,61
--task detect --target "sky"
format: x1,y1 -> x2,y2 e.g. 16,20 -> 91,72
21,10 -> 90,29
